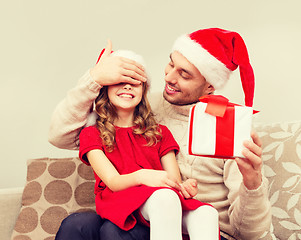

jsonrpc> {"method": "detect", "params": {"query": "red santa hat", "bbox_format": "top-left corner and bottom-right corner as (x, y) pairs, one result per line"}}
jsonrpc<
(172, 28), (255, 107)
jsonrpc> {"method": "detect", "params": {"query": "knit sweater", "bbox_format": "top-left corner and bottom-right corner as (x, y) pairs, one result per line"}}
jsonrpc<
(49, 70), (271, 240)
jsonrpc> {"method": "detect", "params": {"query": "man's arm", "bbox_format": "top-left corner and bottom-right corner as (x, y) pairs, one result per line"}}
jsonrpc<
(225, 131), (272, 239)
(225, 164), (271, 239)
(48, 70), (101, 150)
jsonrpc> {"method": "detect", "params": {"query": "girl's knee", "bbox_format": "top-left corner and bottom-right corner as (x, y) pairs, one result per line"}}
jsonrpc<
(196, 205), (219, 220)
(152, 189), (181, 207)
(205, 205), (219, 216)
(141, 188), (181, 220)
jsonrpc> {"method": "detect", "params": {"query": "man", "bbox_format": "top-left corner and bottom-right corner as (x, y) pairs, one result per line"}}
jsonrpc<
(50, 28), (271, 240)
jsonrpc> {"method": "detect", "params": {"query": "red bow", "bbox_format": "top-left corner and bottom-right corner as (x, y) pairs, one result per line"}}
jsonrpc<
(199, 95), (258, 117)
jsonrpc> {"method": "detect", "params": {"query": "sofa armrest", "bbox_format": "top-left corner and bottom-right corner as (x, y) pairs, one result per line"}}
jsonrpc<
(255, 121), (301, 239)
(0, 187), (23, 240)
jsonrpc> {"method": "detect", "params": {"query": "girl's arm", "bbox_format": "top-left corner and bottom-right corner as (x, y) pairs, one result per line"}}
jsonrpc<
(87, 149), (140, 192)
(161, 150), (198, 198)
(160, 151), (182, 184)
(87, 149), (180, 192)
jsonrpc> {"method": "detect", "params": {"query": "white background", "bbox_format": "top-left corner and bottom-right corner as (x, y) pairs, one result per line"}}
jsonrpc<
(1, 0), (301, 188)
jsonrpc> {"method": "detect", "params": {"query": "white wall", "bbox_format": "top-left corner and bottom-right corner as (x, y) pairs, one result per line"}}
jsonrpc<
(1, 0), (301, 188)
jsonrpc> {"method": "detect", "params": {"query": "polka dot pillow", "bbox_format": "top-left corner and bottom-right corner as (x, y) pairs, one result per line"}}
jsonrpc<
(11, 157), (96, 240)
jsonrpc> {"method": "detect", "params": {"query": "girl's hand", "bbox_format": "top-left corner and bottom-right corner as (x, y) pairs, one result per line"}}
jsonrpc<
(90, 40), (147, 86)
(180, 179), (198, 199)
(137, 169), (181, 191)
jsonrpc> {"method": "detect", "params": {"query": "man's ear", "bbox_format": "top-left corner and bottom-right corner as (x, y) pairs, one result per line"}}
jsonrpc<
(205, 84), (215, 95)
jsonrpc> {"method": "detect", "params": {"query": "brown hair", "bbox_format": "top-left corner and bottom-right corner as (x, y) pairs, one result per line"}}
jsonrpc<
(95, 83), (162, 152)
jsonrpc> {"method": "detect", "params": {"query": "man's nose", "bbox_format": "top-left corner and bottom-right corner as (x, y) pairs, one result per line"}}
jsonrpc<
(165, 69), (178, 84)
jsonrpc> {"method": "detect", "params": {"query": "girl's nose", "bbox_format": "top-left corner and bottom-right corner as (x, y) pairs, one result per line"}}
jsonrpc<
(123, 83), (132, 90)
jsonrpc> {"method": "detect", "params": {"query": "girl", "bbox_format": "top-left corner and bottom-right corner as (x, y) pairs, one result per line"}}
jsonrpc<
(79, 50), (220, 240)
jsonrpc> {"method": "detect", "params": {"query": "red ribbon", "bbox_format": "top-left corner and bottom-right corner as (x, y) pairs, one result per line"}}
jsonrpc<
(199, 95), (259, 115)
(188, 105), (196, 156)
(215, 105), (235, 157)
(200, 95), (229, 117)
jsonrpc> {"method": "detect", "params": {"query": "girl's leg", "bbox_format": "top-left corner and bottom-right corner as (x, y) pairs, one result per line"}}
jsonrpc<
(182, 205), (219, 240)
(140, 189), (182, 240)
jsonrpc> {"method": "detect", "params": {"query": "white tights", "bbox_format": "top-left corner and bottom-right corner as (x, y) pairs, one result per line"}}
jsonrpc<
(140, 189), (219, 240)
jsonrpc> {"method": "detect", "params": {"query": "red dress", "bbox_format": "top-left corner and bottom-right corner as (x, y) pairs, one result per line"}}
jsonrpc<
(79, 125), (209, 231)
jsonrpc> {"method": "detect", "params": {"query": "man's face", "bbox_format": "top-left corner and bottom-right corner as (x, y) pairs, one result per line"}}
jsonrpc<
(163, 51), (214, 106)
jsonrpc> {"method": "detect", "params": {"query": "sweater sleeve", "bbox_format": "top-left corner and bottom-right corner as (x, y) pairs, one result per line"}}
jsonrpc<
(48, 70), (102, 150)
(224, 160), (272, 239)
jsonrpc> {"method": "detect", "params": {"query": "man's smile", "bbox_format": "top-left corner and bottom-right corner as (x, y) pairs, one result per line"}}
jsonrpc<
(165, 84), (180, 94)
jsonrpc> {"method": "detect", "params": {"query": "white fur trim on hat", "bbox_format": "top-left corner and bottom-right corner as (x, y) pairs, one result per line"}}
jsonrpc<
(111, 50), (146, 68)
(172, 35), (231, 89)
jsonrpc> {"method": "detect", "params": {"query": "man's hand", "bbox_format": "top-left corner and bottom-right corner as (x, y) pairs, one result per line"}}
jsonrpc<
(180, 179), (198, 199)
(137, 169), (181, 191)
(90, 40), (147, 86)
(235, 131), (263, 190)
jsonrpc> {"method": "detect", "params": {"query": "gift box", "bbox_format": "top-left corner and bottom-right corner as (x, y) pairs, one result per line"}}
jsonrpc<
(188, 95), (257, 159)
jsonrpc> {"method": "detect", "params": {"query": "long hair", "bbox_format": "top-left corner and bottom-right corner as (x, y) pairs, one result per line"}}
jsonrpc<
(95, 83), (162, 152)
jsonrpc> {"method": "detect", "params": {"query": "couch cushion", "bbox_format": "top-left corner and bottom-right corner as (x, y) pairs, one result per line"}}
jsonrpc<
(255, 121), (301, 239)
(0, 188), (23, 240)
(11, 157), (95, 240)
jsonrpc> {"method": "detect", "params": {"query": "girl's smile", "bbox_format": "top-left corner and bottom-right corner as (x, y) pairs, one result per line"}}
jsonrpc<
(117, 92), (135, 99)
(108, 83), (143, 112)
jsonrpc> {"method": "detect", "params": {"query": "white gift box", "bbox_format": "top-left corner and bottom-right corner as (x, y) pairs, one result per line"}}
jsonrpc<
(188, 95), (255, 159)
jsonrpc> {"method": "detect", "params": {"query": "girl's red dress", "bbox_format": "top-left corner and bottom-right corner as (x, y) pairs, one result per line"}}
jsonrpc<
(79, 125), (209, 231)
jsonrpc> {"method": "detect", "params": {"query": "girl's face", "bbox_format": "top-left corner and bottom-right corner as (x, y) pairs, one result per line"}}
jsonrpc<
(107, 83), (143, 113)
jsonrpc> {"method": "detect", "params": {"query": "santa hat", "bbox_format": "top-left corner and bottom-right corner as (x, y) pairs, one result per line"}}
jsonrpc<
(172, 28), (255, 107)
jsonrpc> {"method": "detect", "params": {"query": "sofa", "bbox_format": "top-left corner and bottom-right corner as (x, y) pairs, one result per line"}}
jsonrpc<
(1, 121), (301, 240)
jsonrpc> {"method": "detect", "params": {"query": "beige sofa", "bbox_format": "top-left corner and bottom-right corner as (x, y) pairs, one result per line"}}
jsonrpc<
(1, 121), (301, 240)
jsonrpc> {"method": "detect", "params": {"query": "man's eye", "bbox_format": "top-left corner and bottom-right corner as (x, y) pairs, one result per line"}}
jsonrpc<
(181, 73), (190, 79)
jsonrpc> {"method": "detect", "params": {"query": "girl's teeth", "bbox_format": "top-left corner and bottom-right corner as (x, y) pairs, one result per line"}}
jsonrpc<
(120, 94), (133, 98)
